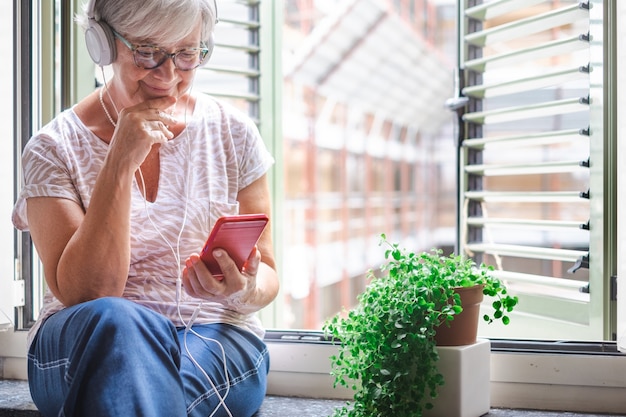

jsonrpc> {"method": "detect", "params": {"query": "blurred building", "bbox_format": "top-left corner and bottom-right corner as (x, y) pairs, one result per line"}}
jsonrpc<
(281, 0), (457, 329)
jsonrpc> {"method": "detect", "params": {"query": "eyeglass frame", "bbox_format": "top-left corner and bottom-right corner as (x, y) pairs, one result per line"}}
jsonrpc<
(112, 30), (211, 71)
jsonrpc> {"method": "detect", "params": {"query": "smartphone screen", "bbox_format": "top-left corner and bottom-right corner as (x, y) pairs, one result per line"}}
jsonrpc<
(199, 214), (269, 278)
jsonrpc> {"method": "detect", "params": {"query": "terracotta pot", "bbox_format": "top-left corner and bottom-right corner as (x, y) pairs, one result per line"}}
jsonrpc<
(434, 284), (484, 346)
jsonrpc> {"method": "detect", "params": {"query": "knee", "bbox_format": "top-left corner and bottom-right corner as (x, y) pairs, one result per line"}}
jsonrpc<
(74, 297), (178, 351)
(77, 297), (141, 328)
(79, 297), (166, 325)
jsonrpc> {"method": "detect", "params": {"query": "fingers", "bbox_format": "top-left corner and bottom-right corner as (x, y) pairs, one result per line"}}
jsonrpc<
(105, 96), (182, 172)
(115, 98), (178, 143)
(182, 252), (256, 302)
(142, 100), (179, 143)
(114, 111), (171, 146)
(122, 96), (178, 123)
(146, 107), (178, 127)
(183, 254), (227, 299)
(212, 249), (240, 279)
(146, 117), (174, 143)
(140, 97), (178, 123)
(183, 260), (216, 299)
(241, 247), (260, 276)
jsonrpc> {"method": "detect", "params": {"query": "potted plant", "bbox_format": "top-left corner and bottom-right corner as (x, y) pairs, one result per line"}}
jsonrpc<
(323, 234), (518, 417)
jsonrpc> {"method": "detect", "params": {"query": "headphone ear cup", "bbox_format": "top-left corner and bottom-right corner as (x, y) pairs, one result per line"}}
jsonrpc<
(85, 20), (117, 66)
(199, 32), (215, 67)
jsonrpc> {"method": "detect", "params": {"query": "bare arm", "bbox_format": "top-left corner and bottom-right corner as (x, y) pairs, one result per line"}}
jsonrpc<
(27, 96), (178, 306)
(27, 163), (133, 305)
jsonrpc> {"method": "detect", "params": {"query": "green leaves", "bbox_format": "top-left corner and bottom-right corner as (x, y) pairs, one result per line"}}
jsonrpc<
(322, 235), (519, 417)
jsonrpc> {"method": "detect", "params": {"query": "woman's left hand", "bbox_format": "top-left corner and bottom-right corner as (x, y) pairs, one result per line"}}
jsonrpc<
(182, 248), (261, 314)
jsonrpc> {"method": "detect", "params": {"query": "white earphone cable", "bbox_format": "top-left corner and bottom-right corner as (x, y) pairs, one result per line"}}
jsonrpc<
(100, 69), (232, 417)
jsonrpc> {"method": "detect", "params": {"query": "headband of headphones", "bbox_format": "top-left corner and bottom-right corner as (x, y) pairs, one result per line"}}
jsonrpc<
(84, 0), (216, 67)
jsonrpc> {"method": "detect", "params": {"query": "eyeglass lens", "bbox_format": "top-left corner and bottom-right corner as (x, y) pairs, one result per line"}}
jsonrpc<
(133, 46), (207, 70)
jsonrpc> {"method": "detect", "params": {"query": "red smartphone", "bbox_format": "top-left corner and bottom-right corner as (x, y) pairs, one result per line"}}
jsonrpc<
(200, 214), (269, 278)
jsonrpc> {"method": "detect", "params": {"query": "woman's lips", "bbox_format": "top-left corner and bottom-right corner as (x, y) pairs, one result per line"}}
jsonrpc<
(143, 83), (175, 96)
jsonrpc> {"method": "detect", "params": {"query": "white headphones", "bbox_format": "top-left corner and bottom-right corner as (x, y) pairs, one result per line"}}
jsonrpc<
(84, 0), (217, 67)
(85, 0), (116, 66)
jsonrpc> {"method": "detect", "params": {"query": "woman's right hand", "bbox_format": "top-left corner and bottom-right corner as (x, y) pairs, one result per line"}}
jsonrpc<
(107, 96), (179, 171)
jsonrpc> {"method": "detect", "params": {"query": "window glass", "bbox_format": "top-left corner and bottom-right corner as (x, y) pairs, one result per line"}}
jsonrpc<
(280, 0), (458, 330)
(277, 0), (606, 341)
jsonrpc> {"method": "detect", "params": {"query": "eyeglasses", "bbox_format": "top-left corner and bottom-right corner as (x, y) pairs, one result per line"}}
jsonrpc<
(113, 31), (210, 71)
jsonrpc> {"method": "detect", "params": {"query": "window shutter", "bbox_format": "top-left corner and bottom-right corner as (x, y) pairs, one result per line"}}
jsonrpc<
(195, 0), (262, 123)
(457, 0), (613, 340)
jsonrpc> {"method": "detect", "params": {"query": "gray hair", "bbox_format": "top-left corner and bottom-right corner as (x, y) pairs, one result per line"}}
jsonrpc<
(76, 0), (216, 47)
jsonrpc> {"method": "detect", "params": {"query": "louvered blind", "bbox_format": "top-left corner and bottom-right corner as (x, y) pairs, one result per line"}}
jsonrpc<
(195, 0), (261, 123)
(457, 0), (609, 340)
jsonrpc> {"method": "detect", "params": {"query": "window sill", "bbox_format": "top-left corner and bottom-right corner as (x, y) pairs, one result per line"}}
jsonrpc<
(3, 332), (626, 415)
(265, 333), (626, 415)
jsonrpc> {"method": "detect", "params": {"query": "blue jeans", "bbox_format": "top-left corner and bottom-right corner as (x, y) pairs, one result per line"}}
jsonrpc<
(27, 297), (269, 417)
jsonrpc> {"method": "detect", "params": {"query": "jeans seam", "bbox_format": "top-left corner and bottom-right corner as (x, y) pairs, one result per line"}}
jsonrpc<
(29, 354), (73, 417)
(28, 353), (69, 371)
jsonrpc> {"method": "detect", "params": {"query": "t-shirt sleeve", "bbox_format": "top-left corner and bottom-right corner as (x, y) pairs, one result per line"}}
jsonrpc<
(12, 133), (83, 231)
(237, 115), (275, 190)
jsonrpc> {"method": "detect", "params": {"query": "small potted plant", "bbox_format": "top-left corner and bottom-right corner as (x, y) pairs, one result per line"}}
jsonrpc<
(323, 234), (518, 417)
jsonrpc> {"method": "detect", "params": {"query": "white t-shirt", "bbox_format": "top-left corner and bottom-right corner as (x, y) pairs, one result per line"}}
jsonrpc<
(12, 94), (274, 346)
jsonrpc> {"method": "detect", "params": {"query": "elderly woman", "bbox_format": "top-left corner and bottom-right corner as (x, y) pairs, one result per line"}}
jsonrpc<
(11, 0), (278, 416)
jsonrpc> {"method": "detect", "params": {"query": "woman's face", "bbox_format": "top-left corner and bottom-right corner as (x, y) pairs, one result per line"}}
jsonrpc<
(110, 20), (203, 106)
